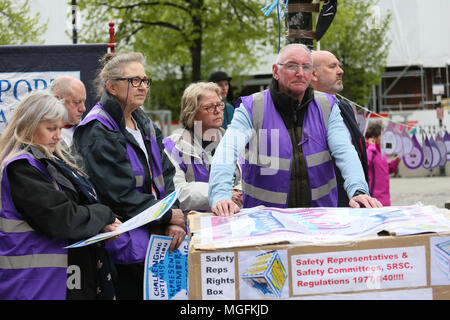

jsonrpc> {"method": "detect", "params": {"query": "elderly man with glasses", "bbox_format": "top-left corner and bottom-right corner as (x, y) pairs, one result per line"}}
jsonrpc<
(209, 44), (381, 216)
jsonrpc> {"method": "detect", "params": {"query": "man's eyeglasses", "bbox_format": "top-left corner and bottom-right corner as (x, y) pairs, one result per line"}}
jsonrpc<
(277, 62), (313, 73)
(201, 102), (225, 113)
(115, 77), (152, 88)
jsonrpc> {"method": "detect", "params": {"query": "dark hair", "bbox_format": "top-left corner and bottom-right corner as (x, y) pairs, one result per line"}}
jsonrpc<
(365, 123), (382, 139)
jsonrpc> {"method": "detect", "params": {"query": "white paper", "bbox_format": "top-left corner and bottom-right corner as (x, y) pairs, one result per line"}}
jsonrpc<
(65, 191), (178, 248)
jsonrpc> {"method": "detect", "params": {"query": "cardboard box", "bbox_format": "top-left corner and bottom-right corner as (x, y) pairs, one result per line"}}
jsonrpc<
(187, 207), (450, 300)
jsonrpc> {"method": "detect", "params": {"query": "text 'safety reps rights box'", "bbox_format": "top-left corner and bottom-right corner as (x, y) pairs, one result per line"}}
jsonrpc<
(187, 206), (450, 300)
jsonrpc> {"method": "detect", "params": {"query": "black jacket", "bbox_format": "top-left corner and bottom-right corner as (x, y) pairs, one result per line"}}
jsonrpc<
(334, 99), (369, 206)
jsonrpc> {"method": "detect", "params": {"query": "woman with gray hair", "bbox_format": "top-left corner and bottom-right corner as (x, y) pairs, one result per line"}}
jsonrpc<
(163, 82), (242, 212)
(73, 52), (185, 300)
(0, 90), (120, 300)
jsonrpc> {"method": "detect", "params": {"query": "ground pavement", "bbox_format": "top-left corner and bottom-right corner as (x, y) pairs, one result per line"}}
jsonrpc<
(389, 176), (450, 208)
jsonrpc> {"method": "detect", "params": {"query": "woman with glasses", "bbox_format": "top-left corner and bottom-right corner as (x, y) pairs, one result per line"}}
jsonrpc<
(73, 52), (185, 300)
(163, 82), (242, 212)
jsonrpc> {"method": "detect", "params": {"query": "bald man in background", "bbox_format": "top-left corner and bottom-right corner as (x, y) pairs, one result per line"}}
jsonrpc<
(311, 50), (369, 206)
(50, 76), (87, 146)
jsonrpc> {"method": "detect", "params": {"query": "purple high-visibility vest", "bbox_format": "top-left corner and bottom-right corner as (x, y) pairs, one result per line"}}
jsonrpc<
(163, 136), (210, 183)
(239, 89), (337, 208)
(0, 153), (67, 300)
(78, 103), (166, 264)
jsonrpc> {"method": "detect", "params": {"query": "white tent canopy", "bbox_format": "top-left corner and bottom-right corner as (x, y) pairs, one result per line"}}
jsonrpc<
(372, 0), (449, 68)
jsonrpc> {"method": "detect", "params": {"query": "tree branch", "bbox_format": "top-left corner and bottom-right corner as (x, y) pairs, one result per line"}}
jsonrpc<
(130, 19), (182, 32)
(99, 1), (189, 14)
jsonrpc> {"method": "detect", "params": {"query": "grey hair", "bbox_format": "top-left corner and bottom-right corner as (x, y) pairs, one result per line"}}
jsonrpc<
(276, 43), (313, 64)
(0, 90), (75, 169)
(95, 52), (146, 97)
(179, 82), (222, 130)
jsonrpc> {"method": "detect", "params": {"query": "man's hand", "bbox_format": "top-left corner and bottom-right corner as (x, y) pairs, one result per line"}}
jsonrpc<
(165, 224), (186, 253)
(212, 199), (240, 216)
(349, 193), (383, 208)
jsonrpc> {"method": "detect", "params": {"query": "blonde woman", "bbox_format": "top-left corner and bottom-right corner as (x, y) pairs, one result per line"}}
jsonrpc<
(0, 90), (120, 300)
(163, 82), (242, 212)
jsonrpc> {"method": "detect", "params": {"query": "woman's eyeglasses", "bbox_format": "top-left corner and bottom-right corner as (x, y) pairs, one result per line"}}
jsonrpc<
(114, 77), (152, 88)
(201, 102), (225, 113)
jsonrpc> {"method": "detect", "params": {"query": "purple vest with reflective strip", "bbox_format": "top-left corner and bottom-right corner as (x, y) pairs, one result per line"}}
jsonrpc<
(78, 103), (165, 264)
(0, 153), (67, 300)
(162, 137), (210, 183)
(240, 89), (337, 208)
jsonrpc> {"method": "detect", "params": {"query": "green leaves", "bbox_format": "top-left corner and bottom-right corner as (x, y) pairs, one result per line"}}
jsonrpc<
(0, 0), (48, 45)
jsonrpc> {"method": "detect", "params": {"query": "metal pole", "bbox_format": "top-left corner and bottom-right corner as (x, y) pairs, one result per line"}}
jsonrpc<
(72, 0), (78, 44)
(108, 21), (115, 53)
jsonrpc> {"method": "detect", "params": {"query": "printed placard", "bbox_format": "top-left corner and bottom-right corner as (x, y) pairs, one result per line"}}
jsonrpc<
(201, 252), (236, 300)
(143, 235), (188, 300)
(291, 246), (426, 295)
(238, 249), (289, 299)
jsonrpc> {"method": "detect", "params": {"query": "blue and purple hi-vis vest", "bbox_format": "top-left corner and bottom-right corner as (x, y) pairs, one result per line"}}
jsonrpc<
(0, 153), (68, 300)
(78, 103), (166, 264)
(239, 89), (337, 208)
(162, 135), (210, 183)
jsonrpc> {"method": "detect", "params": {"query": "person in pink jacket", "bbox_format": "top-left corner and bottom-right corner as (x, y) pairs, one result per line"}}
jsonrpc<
(365, 123), (401, 206)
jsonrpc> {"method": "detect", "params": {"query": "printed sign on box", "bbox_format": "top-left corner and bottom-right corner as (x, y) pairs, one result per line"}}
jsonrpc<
(291, 246), (426, 296)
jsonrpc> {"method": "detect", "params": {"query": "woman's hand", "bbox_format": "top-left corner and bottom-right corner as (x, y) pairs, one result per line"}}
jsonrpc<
(165, 224), (186, 253)
(102, 218), (121, 233)
(169, 209), (186, 229)
(102, 218), (122, 241)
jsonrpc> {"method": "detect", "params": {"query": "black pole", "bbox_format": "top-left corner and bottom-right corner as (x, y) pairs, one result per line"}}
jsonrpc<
(72, 0), (78, 44)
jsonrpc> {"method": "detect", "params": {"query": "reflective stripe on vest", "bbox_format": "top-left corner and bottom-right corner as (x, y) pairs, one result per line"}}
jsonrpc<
(0, 217), (34, 233)
(0, 254), (67, 269)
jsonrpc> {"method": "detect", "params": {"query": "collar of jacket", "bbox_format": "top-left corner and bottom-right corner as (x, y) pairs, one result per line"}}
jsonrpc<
(269, 78), (315, 128)
(99, 91), (150, 134)
(269, 78), (315, 112)
(27, 146), (77, 193)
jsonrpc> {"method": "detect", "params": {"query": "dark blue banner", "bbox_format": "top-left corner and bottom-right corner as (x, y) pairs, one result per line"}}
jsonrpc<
(0, 44), (108, 131)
